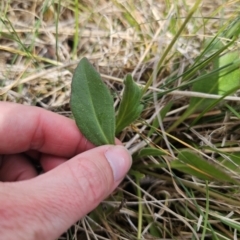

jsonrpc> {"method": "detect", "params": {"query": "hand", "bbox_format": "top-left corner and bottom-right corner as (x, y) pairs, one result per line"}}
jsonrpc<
(0, 102), (132, 240)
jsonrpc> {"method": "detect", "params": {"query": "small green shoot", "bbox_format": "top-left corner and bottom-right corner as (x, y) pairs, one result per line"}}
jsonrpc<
(115, 74), (143, 135)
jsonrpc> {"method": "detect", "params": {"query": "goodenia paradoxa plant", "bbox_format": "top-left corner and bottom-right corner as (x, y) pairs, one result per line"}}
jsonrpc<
(70, 57), (115, 146)
(115, 74), (143, 135)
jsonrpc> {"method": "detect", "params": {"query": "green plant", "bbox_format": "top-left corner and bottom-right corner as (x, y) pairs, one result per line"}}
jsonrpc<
(3, 0), (240, 239)
(70, 57), (143, 146)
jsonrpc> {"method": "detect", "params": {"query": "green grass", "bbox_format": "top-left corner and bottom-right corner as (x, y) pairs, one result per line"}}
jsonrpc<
(1, 0), (240, 239)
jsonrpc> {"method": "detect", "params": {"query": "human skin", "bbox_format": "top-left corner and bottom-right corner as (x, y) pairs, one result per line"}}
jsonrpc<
(0, 102), (132, 240)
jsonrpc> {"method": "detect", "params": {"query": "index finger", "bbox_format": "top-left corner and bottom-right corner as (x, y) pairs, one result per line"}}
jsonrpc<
(0, 102), (95, 157)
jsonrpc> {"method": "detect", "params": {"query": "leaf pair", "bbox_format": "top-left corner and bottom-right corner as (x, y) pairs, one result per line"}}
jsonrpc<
(70, 57), (143, 146)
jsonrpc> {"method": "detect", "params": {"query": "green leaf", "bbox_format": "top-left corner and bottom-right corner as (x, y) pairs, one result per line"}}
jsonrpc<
(70, 57), (115, 146)
(189, 50), (240, 113)
(171, 150), (238, 184)
(218, 51), (240, 95)
(115, 74), (143, 135)
(138, 147), (166, 158)
(171, 160), (214, 181)
(189, 69), (218, 112)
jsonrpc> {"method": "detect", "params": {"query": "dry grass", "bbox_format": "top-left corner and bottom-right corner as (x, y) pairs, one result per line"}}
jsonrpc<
(1, 0), (240, 239)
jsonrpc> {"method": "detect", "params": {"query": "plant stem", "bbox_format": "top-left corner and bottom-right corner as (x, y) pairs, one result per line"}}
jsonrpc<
(136, 177), (143, 240)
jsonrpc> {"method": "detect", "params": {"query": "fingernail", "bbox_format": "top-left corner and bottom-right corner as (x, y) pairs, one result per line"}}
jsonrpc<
(105, 146), (132, 182)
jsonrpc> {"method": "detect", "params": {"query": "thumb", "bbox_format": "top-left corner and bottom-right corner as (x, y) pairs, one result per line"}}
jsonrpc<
(0, 145), (132, 240)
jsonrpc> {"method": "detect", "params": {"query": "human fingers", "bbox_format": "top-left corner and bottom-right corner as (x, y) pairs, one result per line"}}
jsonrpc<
(0, 102), (94, 157)
(0, 154), (37, 181)
(0, 139), (122, 182)
(40, 138), (123, 172)
(0, 145), (132, 240)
